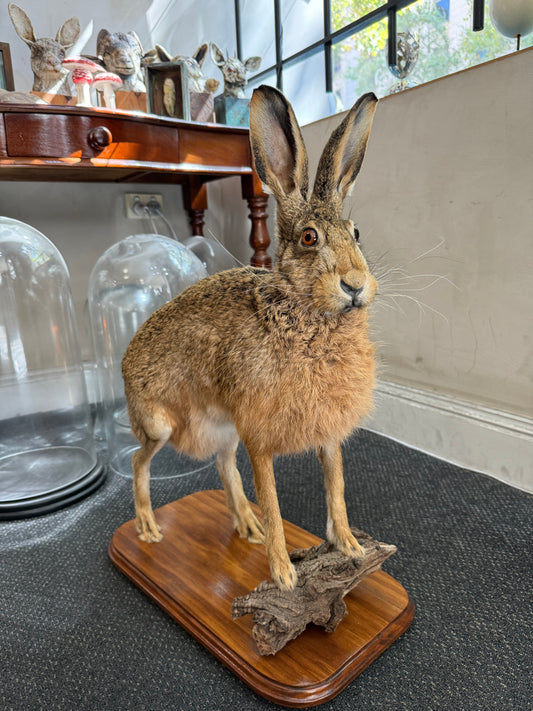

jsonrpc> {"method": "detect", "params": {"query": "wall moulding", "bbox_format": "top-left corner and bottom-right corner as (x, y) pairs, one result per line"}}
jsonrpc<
(365, 380), (533, 493)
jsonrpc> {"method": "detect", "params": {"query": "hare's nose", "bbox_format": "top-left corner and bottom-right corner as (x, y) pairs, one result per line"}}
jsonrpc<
(340, 281), (363, 299)
(340, 280), (365, 308)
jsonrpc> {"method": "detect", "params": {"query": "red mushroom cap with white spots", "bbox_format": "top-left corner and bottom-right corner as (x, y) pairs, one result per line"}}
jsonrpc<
(93, 72), (123, 88)
(72, 69), (94, 84)
(61, 57), (102, 73)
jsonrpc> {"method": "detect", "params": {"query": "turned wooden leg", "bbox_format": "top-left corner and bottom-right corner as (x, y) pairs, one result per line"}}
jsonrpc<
(188, 209), (205, 236)
(246, 195), (271, 269)
(183, 178), (207, 236)
(242, 174), (271, 269)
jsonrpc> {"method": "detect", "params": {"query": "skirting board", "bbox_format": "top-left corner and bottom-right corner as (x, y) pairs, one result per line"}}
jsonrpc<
(365, 380), (533, 494)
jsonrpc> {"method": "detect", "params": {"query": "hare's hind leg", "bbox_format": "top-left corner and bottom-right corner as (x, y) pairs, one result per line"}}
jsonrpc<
(317, 441), (364, 558)
(132, 417), (172, 542)
(216, 438), (265, 544)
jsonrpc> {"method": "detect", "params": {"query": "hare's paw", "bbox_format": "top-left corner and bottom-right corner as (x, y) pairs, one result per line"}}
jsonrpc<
(135, 513), (163, 543)
(270, 552), (298, 592)
(235, 508), (265, 545)
(331, 529), (364, 559)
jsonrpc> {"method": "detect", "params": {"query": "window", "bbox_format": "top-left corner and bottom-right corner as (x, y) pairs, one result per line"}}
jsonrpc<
(237, 0), (533, 124)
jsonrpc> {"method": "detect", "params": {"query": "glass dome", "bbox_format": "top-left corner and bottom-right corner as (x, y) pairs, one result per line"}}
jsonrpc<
(181, 235), (239, 275)
(88, 233), (209, 477)
(0, 217), (104, 519)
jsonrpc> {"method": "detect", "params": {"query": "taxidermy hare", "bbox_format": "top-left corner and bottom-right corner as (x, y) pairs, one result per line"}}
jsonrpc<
(122, 85), (378, 591)
(8, 3), (80, 95)
(153, 43), (219, 94)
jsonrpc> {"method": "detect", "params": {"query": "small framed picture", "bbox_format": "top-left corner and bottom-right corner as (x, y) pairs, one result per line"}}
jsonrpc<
(145, 62), (190, 120)
(0, 43), (15, 91)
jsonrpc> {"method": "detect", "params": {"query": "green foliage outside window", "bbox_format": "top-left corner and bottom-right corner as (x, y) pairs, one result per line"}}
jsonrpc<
(331, 0), (532, 107)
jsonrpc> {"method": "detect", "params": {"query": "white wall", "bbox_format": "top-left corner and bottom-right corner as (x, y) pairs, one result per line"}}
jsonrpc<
(302, 48), (533, 488)
(302, 48), (533, 420)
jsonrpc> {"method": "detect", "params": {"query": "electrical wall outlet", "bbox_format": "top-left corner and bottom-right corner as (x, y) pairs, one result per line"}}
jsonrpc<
(125, 193), (163, 219)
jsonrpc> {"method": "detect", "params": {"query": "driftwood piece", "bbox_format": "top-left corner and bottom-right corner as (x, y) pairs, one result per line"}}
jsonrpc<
(232, 528), (396, 656)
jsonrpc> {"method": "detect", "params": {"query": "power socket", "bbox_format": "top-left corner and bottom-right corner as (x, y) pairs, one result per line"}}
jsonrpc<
(125, 193), (163, 219)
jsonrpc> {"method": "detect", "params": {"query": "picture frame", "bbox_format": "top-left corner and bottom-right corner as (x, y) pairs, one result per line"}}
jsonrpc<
(0, 43), (15, 91)
(145, 61), (190, 120)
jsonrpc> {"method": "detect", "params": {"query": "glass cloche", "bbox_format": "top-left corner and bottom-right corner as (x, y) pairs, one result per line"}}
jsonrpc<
(181, 234), (239, 275)
(0, 217), (104, 519)
(88, 233), (209, 477)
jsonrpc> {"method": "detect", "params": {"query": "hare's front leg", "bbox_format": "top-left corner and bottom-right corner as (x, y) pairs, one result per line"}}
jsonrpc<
(248, 449), (298, 591)
(216, 441), (265, 544)
(317, 441), (364, 558)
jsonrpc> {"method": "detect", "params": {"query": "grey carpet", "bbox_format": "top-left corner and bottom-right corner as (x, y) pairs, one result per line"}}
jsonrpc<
(0, 429), (531, 711)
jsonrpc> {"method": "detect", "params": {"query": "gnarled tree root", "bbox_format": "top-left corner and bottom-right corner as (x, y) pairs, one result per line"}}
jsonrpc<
(232, 529), (397, 656)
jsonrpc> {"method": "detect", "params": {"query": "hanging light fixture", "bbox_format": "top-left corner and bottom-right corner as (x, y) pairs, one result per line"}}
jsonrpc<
(489, 0), (533, 49)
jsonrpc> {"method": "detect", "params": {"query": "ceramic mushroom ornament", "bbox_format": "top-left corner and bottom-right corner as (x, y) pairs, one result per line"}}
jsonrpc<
(93, 72), (123, 108)
(62, 57), (101, 106)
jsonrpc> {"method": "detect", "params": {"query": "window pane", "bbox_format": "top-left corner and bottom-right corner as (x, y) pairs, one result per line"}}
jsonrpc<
(240, 0), (276, 69)
(246, 70), (277, 99)
(283, 50), (332, 124)
(333, 16), (390, 109)
(281, 0), (324, 59)
(331, 0), (386, 32)
(395, 0), (533, 91)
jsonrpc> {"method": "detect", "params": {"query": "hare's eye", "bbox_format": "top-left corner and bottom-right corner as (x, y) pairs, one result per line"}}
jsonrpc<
(353, 227), (360, 243)
(301, 228), (318, 247)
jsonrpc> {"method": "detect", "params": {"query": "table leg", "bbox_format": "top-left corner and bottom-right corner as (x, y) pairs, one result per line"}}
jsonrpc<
(242, 174), (271, 269)
(183, 178), (207, 236)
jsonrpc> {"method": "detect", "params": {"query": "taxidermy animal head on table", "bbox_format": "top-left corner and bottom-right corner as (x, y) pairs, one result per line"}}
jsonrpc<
(210, 42), (261, 98)
(122, 85), (378, 592)
(8, 3), (80, 95)
(95, 29), (145, 92)
(153, 43), (220, 94)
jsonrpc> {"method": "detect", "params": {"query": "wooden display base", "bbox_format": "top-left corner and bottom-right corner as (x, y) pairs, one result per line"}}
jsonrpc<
(109, 490), (414, 707)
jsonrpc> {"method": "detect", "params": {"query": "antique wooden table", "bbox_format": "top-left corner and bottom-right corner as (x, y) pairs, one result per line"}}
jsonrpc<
(0, 104), (271, 267)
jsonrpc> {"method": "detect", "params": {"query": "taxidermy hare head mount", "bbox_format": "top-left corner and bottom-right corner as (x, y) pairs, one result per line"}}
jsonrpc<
(210, 42), (261, 98)
(153, 43), (220, 94)
(8, 3), (80, 95)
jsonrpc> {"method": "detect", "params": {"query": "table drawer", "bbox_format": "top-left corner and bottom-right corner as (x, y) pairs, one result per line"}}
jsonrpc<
(4, 113), (179, 163)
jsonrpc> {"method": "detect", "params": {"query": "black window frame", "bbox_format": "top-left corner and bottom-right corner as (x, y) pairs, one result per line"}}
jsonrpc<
(234, 0), (420, 93)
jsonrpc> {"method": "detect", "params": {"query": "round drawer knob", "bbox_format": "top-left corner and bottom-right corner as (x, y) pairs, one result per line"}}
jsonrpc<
(87, 126), (112, 151)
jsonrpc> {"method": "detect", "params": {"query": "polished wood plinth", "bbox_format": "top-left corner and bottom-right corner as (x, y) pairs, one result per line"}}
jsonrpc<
(109, 490), (414, 707)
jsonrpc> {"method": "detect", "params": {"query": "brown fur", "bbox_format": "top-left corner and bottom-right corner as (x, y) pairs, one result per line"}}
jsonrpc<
(122, 85), (378, 591)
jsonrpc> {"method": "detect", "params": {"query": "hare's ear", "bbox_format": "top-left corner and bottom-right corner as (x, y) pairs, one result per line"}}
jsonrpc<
(312, 93), (377, 205)
(155, 44), (172, 62)
(210, 43), (225, 68)
(193, 44), (208, 67)
(56, 17), (80, 50)
(96, 29), (111, 57)
(249, 85), (309, 200)
(8, 3), (36, 46)
(128, 31), (143, 53)
(244, 56), (261, 73)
